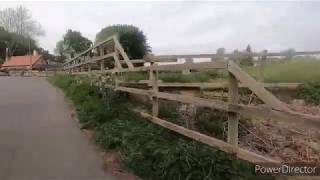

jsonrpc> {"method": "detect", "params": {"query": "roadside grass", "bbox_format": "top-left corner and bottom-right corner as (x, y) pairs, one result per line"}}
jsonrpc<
(48, 75), (258, 180)
(244, 58), (320, 83)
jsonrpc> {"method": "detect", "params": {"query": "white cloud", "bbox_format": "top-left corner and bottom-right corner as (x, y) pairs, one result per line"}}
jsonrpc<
(1, 1), (320, 54)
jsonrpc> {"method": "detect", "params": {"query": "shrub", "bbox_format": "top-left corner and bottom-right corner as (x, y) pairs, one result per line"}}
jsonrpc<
(95, 24), (151, 59)
(298, 82), (320, 105)
(240, 57), (254, 66)
(195, 107), (227, 138)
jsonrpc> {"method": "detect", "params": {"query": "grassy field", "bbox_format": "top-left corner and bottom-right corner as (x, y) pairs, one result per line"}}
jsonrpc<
(123, 70), (227, 83)
(122, 58), (320, 83)
(244, 58), (320, 83)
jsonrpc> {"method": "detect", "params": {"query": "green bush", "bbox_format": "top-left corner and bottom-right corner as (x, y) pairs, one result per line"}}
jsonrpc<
(195, 108), (227, 138)
(240, 57), (254, 66)
(158, 101), (179, 121)
(298, 82), (320, 105)
(49, 75), (260, 180)
(95, 24), (151, 59)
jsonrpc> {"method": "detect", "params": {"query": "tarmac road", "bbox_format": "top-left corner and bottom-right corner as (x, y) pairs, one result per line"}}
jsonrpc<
(0, 77), (114, 179)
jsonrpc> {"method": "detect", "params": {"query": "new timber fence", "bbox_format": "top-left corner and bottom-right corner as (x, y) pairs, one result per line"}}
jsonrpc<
(63, 34), (320, 164)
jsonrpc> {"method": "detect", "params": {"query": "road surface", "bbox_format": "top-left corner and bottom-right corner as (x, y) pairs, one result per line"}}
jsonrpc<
(0, 77), (114, 179)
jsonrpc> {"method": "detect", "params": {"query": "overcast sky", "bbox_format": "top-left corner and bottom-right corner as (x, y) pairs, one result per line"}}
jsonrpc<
(1, 1), (320, 54)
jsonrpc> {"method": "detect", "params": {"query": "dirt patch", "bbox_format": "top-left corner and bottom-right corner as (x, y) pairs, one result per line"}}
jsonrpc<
(82, 129), (137, 180)
(101, 150), (137, 180)
(239, 100), (320, 162)
(69, 104), (77, 119)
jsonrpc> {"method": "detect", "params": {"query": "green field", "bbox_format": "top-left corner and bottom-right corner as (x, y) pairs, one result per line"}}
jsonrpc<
(244, 58), (320, 83)
(122, 58), (320, 83)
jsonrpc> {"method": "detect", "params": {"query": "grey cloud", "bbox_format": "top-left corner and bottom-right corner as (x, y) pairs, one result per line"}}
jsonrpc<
(1, 1), (320, 54)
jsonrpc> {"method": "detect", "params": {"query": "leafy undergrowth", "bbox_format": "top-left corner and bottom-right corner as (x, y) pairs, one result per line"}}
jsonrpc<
(49, 75), (265, 180)
(298, 82), (320, 105)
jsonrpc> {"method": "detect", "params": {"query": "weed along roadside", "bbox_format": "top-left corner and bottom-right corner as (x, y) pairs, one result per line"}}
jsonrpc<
(48, 75), (259, 180)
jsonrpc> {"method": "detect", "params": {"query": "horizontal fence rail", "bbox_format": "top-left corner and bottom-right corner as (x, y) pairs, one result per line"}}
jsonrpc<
(63, 34), (320, 165)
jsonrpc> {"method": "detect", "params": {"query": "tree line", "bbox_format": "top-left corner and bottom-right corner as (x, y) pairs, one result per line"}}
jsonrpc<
(0, 5), (55, 64)
(55, 24), (151, 61)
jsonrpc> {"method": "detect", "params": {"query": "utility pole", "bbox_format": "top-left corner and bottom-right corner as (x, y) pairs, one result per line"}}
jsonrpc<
(29, 36), (32, 76)
(0, 40), (9, 63)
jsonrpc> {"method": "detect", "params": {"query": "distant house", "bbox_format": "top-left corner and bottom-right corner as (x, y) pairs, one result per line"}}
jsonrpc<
(1, 50), (47, 71)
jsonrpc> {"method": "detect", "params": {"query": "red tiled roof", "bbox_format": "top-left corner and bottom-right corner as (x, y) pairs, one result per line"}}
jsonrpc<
(2, 55), (42, 67)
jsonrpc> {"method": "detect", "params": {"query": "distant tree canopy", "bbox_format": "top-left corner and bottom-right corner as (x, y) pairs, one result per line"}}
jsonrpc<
(0, 26), (37, 64)
(216, 47), (225, 55)
(0, 6), (54, 64)
(282, 48), (296, 60)
(95, 24), (151, 59)
(54, 29), (92, 60)
(240, 44), (254, 66)
(246, 44), (252, 53)
(0, 5), (44, 37)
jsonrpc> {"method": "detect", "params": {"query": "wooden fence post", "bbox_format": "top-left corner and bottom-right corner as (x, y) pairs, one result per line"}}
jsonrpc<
(114, 48), (123, 69)
(147, 55), (155, 86)
(228, 72), (239, 146)
(88, 64), (91, 72)
(100, 47), (104, 56)
(259, 50), (267, 82)
(182, 58), (192, 74)
(150, 65), (159, 117)
(148, 62), (153, 86)
(100, 61), (104, 72)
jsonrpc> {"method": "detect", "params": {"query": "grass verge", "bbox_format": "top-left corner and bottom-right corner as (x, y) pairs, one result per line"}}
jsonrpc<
(48, 75), (264, 180)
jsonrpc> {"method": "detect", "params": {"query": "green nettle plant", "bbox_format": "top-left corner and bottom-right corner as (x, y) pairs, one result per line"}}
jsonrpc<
(49, 75), (266, 180)
(298, 82), (320, 105)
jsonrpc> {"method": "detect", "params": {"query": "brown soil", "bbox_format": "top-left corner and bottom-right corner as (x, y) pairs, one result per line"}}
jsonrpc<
(239, 100), (320, 162)
(82, 129), (137, 180)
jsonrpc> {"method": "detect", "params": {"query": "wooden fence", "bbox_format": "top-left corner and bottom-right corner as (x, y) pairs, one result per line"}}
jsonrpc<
(63, 35), (320, 164)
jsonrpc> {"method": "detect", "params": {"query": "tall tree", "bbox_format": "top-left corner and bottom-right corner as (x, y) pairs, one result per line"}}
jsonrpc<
(0, 5), (44, 37)
(0, 26), (38, 64)
(54, 29), (92, 59)
(246, 44), (252, 53)
(216, 47), (225, 55)
(283, 48), (296, 60)
(0, 26), (54, 65)
(54, 40), (65, 56)
(240, 44), (253, 66)
(95, 24), (151, 59)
